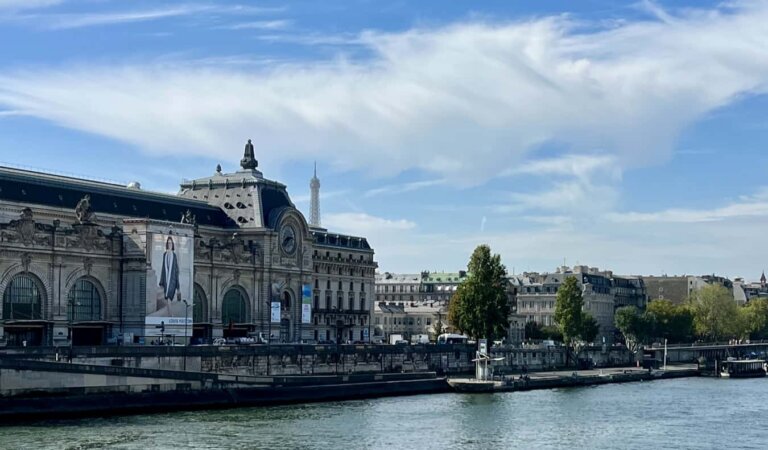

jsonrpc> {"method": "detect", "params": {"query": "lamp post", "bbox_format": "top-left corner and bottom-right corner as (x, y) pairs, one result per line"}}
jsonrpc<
(182, 299), (190, 344)
(182, 299), (190, 371)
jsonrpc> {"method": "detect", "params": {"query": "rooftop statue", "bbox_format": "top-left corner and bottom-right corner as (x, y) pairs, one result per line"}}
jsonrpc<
(240, 139), (258, 170)
(75, 194), (95, 224)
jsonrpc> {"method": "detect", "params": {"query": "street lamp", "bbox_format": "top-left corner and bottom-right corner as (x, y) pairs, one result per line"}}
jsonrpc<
(182, 299), (190, 344)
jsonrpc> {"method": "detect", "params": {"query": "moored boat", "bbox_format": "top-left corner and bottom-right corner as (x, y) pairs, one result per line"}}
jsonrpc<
(719, 359), (766, 378)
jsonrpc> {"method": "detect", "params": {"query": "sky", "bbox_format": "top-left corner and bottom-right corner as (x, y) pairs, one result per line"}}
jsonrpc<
(1, 0), (767, 279)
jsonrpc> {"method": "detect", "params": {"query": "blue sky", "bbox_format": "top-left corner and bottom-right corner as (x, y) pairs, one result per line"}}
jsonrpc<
(1, 0), (767, 279)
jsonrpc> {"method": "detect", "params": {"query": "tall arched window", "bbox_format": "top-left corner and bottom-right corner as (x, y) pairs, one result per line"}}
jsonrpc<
(348, 292), (355, 310)
(3, 274), (42, 320)
(282, 291), (291, 310)
(222, 288), (248, 325)
(67, 278), (101, 321)
(193, 284), (207, 323)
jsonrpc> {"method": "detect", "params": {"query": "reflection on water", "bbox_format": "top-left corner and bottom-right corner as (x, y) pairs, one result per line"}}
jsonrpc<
(1, 378), (768, 449)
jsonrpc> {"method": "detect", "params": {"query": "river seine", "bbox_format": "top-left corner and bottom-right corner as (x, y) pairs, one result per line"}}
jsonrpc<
(1, 377), (767, 449)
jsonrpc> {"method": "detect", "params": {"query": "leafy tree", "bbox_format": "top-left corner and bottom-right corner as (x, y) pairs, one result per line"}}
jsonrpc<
(553, 276), (600, 363)
(524, 321), (544, 340)
(689, 284), (741, 341)
(580, 314), (600, 344)
(541, 325), (564, 342)
(447, 245), (510, 346)
(646, 299), (694, 343)
(743, 298), (768, 339)
(615, 306), (654, 353)
(554, 276), (584, 347)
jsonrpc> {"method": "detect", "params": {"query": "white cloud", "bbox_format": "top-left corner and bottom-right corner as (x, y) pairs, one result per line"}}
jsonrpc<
(41, 5), (217, 29)
(323, 212), (416, 236)
(0, 0), (61, 11)
(225, 20), (291, 31)
(1, 3), (767, 181)
(607, 189), (768, 223)
(364, 178), (445, 197)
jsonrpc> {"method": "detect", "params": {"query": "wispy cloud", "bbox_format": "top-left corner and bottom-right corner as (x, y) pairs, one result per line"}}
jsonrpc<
(607, 189), (768, 223)
(1, 3), (768, 181)
(364, 178), (445, 197)
(291, 189), (348, 204)
(323, 212), (416, 236)
(0, 0), (62, 11)
(224, 20), (291, 31)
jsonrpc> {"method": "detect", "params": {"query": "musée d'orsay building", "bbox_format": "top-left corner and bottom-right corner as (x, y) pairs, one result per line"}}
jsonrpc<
(0, 141), (377, 346)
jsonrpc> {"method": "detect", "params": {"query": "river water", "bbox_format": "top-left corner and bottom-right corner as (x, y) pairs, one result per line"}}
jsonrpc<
(1, 377), (767, 449)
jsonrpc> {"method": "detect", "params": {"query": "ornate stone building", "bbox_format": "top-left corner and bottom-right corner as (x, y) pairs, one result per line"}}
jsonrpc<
(0, 141), (376, 346)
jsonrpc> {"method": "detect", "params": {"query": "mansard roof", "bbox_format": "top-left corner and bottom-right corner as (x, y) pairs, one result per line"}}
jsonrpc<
(0, 166), (235, 227)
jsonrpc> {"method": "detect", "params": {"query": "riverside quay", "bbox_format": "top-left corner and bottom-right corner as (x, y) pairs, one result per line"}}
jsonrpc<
(0, 141), (377, 347)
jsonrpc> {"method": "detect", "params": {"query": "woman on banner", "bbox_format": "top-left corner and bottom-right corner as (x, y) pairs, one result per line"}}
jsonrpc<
(159, 236), (181, 303)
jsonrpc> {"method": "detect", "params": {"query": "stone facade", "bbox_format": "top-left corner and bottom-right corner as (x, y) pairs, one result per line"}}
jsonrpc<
(516, 266), (647, 344)
(0, 142), (376, 346)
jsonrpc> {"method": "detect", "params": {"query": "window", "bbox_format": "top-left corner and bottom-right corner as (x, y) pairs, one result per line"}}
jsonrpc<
(325, 294), (332, 310)
(3, 274), (42, 320)
(338, 281), (342, 290)
(349, 281), (354, 291)
(314, 279), (319, 289)
(337, 292), (343, 310)
(193, 284), (206, 323)
(348, 292), (355, 310)
(326, 280), (331, 289)
(67, 278), (101, 322)
(360, 293), (366, 311)
(282, 291), (291, 310)
(222, 288), (248, 324)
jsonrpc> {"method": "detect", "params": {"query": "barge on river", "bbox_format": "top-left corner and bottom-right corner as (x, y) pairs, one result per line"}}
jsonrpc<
(718, 359), (766, 378)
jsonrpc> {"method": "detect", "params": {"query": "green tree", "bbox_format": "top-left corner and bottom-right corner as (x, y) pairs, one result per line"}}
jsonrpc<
(554, 276), (584, 347)
(553, 276), (601, 363)
(743, 298), (768, 339)
(524, 321), (544, 340)
(689, 284), (741, 341)
(541, 325), (564, 342)
(447, 245), (510, 346)
(646, 299), (694, 343)
(615, 306), (654, 353)
(580, 314), (600, 344)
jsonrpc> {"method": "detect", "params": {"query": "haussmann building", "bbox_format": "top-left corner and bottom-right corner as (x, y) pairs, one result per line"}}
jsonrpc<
(0, 140), (377, 347)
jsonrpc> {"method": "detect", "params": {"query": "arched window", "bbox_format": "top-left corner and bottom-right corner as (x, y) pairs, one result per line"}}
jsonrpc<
(348, 291), (355, 310)
(3, 274), (42, 320)
(67, 278), (101, 321)
(360, 293), (366, 312)
(193, 284), (207, 323)
(222, 288), (248, 325)
(337, 291), (343, 310)
(282, 291), (291, 310)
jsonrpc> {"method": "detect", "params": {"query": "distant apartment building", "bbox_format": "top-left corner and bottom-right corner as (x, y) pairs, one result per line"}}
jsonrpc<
(643, 274), (733, 305)
(732, 273), (767, 304)
(516, 266), (647, 344)
(374, 270), (525, 343)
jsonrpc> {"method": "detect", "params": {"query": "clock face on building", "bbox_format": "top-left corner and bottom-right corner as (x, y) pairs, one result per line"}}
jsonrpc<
(280, 224), (297, 255)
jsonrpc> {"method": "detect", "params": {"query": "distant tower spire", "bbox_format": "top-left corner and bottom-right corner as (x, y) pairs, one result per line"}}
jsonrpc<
(761, 271), (766, 287)
(240, 139), (258, 170)
(309, 161), (321, 227)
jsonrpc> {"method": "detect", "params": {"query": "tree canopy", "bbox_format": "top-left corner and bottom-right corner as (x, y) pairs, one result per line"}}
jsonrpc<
(553, 276), (585, 346)
(689, 284), (741, 341)
(614, 306), (654, 353)
(646, 299), (694, 343)
(448, 245), (510, 344)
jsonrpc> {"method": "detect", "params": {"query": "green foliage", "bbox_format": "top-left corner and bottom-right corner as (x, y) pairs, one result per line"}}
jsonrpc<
(743, 298), (768, 339)
(646, 299), (694, 343)
(554, 276), (584, 346)
(614, 306), (654, 352)
(447, 245), (510, 344)
(689, 284), (743, 341)
(541, 325), (563, 342)
(580, 314), (600, 344)
(524, 321), (543, 340)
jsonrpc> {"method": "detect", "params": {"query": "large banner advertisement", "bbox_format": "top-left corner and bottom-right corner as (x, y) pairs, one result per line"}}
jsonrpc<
(146, 227), (194, 338)
(301, 284), (312, 324)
